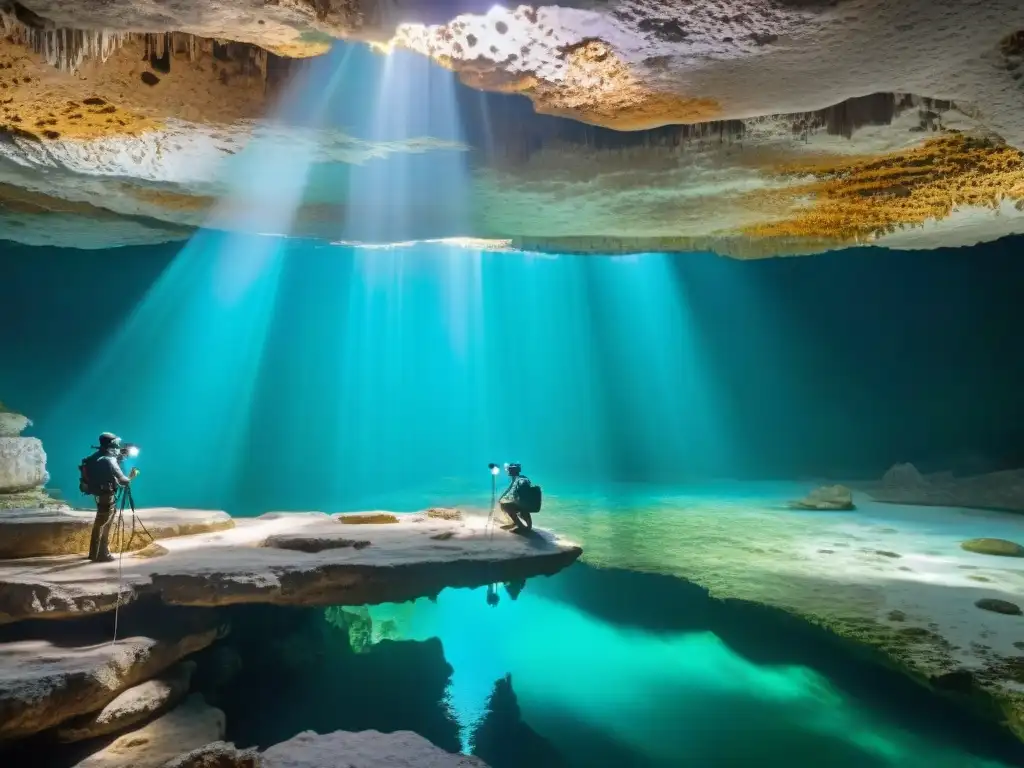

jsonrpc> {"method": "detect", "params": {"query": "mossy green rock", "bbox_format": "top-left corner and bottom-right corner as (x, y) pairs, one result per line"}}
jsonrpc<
(961, 538), (1024, 557)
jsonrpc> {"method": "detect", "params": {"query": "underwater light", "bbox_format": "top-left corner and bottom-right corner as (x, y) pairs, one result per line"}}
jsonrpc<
(488, 463), (500, 476)
(124, 444), (140, 458)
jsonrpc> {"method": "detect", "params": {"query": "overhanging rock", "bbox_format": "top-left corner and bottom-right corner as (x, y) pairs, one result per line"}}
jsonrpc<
(0, 509), (583, 625)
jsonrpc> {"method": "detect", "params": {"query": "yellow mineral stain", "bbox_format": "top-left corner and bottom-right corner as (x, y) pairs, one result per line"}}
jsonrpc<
(0, 35), (274, 142)
(742, 135), (1024, 243)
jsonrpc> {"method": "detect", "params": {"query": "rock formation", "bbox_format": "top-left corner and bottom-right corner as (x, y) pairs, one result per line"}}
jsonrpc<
(0, 609), (223, 740)
(0, 406), (48, 495)
(961, 538), (1024, 558)
(787, 484), (855, 511)
(867, 463), (1024, 513)
(0, 0), (1023, 255)
(167, 730), (491, 768)
(56, 660), (198, 742)
(0, 426), (579, 766)
(74, 693), (226, 768)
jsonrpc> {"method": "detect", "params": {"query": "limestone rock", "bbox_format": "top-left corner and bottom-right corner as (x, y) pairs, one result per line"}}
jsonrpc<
(867, 467), (1024, 513)
(0, 411), (31, 437)
(0, 437), (47, 492)
(162, 741), (261, 768)
(336, 512), (399, 525)
(975, 598), (1023, 616)
(0, 514), (582, 625)
(0, 616), (221, 740)
(0, 507), (235, 560)
(788, 485), (855, 511)
(960, 538), (1024, 558)
(260, 729), (489, 767)
(73, 694), (225, 768)
(57, 660), (197, 743)
(882, 463), (927, 489)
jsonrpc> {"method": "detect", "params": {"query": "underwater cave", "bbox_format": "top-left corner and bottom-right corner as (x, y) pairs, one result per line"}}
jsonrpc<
(3, 2), (1024, 766)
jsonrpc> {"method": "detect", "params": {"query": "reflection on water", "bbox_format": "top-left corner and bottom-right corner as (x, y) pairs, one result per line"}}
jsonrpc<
(363, 580), (1013, 767)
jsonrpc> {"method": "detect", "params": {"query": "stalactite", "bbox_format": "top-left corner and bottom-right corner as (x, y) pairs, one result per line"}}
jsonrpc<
(0, 8), (281, 87)
(0, 9), (130, 73)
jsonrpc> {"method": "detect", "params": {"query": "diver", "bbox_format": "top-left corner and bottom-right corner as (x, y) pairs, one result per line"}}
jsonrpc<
(499, 463), (542, 531)
(79, 433), (139, 562)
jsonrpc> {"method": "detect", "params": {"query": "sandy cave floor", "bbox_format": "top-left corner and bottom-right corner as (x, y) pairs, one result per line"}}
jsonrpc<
(541, 483), (1024, 733)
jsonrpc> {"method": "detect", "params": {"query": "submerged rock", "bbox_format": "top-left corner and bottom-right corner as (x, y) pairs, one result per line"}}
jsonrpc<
(788, 484), (855, 511)
(73, 693), (225, 768)
(164, 730), (490, 768)
(57, 659), (197, 742)
(975, 598), (1023, 616)
(260, 729), (489, 767)
(0, 437), (48, 493)
(961, 538), (1024, 558)
(882, 462), (928, 488)
(162, 741), (260, 767)
(868, 465), (1024, 513)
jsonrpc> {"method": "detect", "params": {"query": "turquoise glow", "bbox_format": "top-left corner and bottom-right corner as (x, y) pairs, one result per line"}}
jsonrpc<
(43, 243), (739, 511)
(362, 582), (1011, 767)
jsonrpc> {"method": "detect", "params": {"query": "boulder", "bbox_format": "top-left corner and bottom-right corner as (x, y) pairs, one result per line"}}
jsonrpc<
(0, 616), (221, 740)
(0, 437), (47, 493)
(788, 485), (855, 511)
(0, 411), (31, 437)
(261, 730), (489, 767)
(975, 599), (1023, 616)
(0, 507), (235, 560)
(162, 742), (261, 768)
(960, 538), (1024, 558)
(57, 660), (197, 743)
(73, 694), (225, 768)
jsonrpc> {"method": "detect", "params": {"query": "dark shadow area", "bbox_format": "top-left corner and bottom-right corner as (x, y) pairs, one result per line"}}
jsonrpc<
(0, 597), (219, 647)
(0, 601), (225, 767)
(470, 674), (568, 768)
(526, 563), (1024, 766)
(213, 604), (462, 753)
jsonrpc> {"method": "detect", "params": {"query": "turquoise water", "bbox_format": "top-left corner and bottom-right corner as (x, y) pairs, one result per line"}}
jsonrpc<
(307, 483), (1024, 768)
(395, 578), (1012, 767)
(5, 240), (1024, 766)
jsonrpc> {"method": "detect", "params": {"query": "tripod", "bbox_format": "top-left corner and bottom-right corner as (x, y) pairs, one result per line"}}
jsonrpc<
(113, 484), (154, 554)
(110, 484), (154, 646)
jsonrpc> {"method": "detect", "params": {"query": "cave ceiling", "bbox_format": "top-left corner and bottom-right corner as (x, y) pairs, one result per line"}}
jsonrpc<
(1, 0), (1024, 256)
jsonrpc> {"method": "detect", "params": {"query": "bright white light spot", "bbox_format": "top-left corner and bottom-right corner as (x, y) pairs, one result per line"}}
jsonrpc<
(330, 237), (513, 251)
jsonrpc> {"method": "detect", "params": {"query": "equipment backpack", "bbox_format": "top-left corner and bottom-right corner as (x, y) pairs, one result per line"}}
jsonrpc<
(78, 454), (110, 496)
(520, 479), (543, 514)
(78, 456), (95, 495)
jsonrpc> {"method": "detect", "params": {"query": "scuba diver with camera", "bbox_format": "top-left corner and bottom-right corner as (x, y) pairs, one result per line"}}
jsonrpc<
(78, 433), (140, 562)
